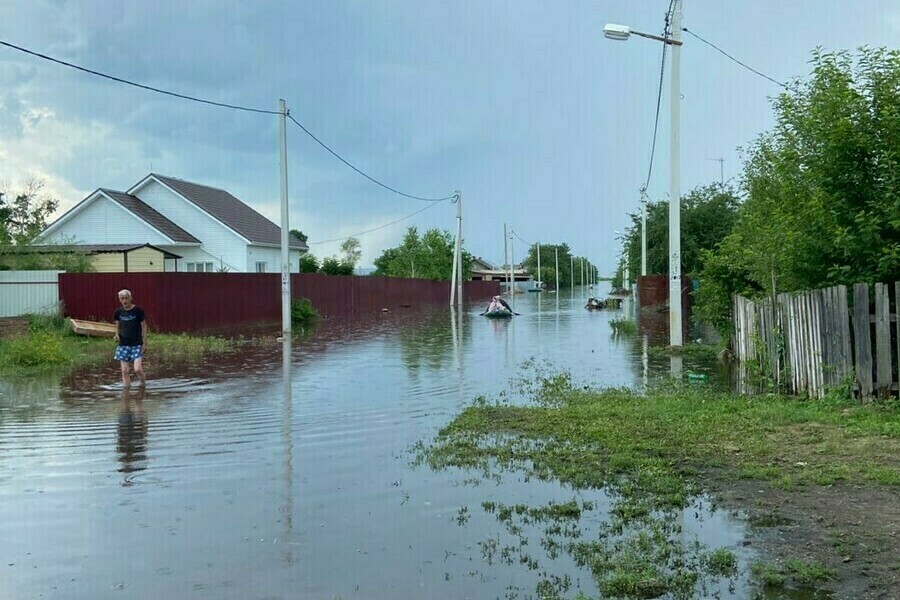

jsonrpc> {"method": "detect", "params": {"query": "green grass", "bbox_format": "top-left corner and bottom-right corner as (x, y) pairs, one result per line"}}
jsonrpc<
(417, 371), (899, 599)
(609, 317), (637, 335)
(0, 314), (234, 375)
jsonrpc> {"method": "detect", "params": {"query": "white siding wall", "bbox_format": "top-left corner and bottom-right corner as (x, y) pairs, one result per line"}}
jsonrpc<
(0, 271), (61, 317)
(42, 196), (170, 245)
(157, 246), (235, 272)
(134, 180), (249, 271)
(246, 246), (301, 273)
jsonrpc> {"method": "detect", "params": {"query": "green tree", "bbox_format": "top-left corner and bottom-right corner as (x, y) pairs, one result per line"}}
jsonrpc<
(289, 229), (308, 243)
(298, 252), (319, 273)
(521, 243), (586, 288)
(697, 47), (900, 332)
(339, 237), (362, 270)
(615, 183), (740, 285)
(0, 179), (58, 246)
(319, 256), (353, 275)
(372, 227), (471, 280)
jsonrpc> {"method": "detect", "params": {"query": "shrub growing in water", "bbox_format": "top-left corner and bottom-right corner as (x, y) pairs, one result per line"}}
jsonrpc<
(290, 298), (319, 324)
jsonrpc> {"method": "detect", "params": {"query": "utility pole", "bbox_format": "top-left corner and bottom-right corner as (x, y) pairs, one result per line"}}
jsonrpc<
(536, 241), (541, 291)
(707, 157), (724, 187)
(669, 0), (684, 348)
(640, 187), (648, 276)
(555, 247), (559, 295)
(450, 192), (463, 306)
(570, 255), (574, 295)
(510, 234), (516, 300)
(503, 223), (509, 294)
(278, 99), (291, 335)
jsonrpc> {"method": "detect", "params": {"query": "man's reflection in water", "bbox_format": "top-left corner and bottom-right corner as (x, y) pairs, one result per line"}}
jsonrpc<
(117, 387), (147, 482)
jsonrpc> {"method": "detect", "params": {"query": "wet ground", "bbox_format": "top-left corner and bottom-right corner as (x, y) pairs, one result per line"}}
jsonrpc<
(1, 288), (754, 600)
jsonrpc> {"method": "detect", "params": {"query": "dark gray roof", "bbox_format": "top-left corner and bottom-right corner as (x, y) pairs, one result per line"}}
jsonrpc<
(151, 174), (308, 250)
(100, 189), (201, 244)
(14, 244), (182, 259)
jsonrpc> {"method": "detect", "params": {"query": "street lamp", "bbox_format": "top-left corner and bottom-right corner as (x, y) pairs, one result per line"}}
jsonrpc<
(605, 1), (683, 347)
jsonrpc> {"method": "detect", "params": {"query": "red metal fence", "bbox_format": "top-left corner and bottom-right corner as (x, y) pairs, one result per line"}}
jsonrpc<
(58, 273), (499, 333)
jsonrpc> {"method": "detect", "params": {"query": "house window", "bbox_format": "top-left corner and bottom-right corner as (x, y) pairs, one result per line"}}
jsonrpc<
(255, 261), (267, 273)
(186, 262), (215, 272)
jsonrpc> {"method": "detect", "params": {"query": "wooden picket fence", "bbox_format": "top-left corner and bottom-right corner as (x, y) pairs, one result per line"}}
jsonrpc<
(732, 282), (899, 401)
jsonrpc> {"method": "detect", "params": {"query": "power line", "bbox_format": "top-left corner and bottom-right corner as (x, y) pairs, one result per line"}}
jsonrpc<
(0, 39), (280, 114)
(643, 1), (674, 192)
(287, 115), (457, 203)
(1, 38), (459, 203)
(682, 27), (785, 88)
(307, 198), (450, 245)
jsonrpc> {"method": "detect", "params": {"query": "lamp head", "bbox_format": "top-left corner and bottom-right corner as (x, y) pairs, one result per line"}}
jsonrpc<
(603, 24), (632, 41)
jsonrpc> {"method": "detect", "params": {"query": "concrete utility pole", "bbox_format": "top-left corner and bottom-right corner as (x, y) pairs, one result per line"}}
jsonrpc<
(707, 157), (724, 187)
(503, 223), (509, 293)
(640, 187), (648, 277)
(536, 241), (541, 290)
(278, 99), (291, 335)
(669, 0), (683, 347)
(450, 192), (462, 306)
(555, 247), (559, 295)
(570, 256), (574, 295)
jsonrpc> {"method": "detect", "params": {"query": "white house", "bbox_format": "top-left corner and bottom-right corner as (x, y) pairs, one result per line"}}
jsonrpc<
(40, 174), (307, 272)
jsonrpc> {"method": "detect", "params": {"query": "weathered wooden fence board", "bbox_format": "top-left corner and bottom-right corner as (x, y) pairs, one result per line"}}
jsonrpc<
(874, 283), (892, 398)
(733, 281), (897, 402)
(853, 283), (874, 401)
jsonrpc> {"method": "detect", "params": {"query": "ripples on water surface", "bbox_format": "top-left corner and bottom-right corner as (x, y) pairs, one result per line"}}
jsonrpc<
(1, 289), (752, 599)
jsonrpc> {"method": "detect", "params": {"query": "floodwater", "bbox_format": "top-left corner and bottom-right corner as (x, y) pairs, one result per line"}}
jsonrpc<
(1, 288), (756, 600)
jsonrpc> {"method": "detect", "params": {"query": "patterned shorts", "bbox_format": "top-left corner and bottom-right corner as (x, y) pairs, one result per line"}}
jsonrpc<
(114, 345), (143, 362)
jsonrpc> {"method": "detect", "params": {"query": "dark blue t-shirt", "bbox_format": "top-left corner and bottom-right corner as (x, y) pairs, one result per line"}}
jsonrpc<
(114, 306), (145, 346)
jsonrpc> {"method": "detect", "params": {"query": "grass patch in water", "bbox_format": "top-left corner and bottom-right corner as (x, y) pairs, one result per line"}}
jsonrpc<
(0, 314), (234, 375)
(417, 367), (899, 598)
(609, 317), (637, 335)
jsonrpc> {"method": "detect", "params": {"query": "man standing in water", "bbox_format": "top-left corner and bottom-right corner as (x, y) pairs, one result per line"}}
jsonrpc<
(114, 289), (147, 387)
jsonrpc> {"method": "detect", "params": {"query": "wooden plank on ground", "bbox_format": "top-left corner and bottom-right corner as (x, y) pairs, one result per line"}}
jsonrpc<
(853, 283), (873, 402)
(874, 283), (892, 399)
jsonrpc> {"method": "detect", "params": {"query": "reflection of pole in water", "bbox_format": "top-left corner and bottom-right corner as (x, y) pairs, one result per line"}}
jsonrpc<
(282, 337), (294, 564)
(642, 334), (649, 387)
(450, 306), (460, 372)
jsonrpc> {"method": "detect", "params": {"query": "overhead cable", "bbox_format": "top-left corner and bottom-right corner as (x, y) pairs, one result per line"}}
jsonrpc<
(682, 27), (786, 88)
(287, 115), (457, 203)
(643, 1), (674, 191)
(308, 199), (449, 245)
(0, 38), (459, 203)
(0, 39), (279, 114)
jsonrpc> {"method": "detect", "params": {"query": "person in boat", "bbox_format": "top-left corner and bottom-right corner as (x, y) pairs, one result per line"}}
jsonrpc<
(585, 297), (602, 309)
(114, 289), (147, 387)
(486, 295), (513, 314)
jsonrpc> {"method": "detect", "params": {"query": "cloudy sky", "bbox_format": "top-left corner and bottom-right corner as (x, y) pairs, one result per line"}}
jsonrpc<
(1, 1), (897, 272)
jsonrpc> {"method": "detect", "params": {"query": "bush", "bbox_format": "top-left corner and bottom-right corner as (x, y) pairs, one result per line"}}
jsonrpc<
(290, 298), (319, 324)
(0, 332), (70, 367)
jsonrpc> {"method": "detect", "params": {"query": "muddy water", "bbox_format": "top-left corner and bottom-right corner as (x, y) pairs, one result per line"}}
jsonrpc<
(2, 289), (751, 599)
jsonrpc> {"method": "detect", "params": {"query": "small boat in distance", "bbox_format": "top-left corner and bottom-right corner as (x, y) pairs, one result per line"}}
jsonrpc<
(70, 318), (117, 337)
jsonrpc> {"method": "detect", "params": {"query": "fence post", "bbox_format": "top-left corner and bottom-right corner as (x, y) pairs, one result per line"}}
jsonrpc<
(853, 283), (873, 402)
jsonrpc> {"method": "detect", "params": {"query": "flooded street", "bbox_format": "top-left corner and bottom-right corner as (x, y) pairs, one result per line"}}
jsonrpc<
(1, 288), (751, 600)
